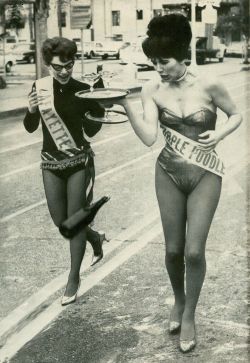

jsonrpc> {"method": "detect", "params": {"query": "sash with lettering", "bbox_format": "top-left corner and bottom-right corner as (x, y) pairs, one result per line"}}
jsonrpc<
(37, 76), (94, 203)
(36, 76), (76, 150)
(162, 126), (225, 177)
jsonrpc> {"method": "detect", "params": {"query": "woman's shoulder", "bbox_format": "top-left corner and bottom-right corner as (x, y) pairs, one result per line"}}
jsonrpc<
(142, 79), (160, 95)
(187, 67), (223, 95)
(189, 67), (219, 88)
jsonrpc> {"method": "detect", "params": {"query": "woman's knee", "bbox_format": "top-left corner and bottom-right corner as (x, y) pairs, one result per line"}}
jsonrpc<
(51, 215), (65, 228)
(165, 248), (184, 264)
(185, 247), (205, 265)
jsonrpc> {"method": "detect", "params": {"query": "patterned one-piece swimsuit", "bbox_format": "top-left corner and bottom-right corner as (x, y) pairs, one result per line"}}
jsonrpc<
(158, 107), (217, 194)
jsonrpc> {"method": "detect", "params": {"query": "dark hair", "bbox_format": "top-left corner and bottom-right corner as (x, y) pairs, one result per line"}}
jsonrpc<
(42, 37), (77, 65)
(142, 14), (192, 61)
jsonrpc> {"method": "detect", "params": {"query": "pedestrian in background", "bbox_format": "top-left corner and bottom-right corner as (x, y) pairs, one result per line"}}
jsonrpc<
(98, 14), (242, 353)
(23, 37), (107, 306)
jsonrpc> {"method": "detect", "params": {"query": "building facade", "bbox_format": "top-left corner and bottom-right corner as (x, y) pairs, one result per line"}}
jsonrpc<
(1, 0), (242, 44)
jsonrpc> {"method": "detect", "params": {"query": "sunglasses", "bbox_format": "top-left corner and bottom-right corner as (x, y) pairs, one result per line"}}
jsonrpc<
(50, 61), (75, 71)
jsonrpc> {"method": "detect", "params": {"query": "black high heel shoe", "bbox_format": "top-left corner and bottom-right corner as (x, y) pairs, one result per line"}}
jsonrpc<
(88, 230), (108, 266)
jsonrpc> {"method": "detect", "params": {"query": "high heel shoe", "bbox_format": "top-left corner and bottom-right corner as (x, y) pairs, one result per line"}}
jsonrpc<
(169, 321), (181, 334)
(179, 337), (196, 353)
(90, 231), (108, 267)
(179, 324), (196, 353)
(61, 279), (81, 306)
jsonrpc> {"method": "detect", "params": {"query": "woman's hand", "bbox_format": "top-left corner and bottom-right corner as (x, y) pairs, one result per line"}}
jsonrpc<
(28, 89), (39, 113)
(198, 130), (223, 152)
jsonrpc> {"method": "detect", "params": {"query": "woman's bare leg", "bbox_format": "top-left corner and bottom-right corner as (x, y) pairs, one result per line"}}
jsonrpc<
(181, 172), (222, 341)
(42, 169), (67, 226)
(155, 162), (187, 323)
(66, 169), (88, 296)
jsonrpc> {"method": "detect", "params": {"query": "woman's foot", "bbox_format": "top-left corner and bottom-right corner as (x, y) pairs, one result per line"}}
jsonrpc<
(179, 317), (196, 353)
(88, 230), (108, 266)
(169, 302), (185, 334)
(61, 277), (81, 306)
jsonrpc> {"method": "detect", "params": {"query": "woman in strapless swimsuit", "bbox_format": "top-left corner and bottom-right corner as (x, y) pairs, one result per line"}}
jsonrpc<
(99, 14), (242, 353)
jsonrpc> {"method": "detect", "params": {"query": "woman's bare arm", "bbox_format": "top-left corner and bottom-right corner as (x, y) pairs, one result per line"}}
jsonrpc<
(198, 79), (242, 150)
(120, 81), (159, 146)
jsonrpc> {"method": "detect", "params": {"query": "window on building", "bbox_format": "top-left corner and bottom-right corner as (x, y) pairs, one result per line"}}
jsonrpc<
(61, 12), (66, 27)
(137, 9), (143, 20)
(113, 34), (123, 41)
(112, 11), (120, 26)
(153, 9), (162, 17)
(196, 6), (202, 22)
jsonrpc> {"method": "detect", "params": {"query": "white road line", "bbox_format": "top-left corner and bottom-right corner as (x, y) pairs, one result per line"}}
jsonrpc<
(1, 84), (248, 156)
(0, 80), (248, 148)
(0, 129), (133, 156)
(0, 94), (249, 219)
(1, 128), (33, 137)
(0, 211), (159, 346)
(0, 148), (160, 223)
(0, 130), (134, 179)
(1, 91), (249, 179)
(199, 317), (249, 336)
(0, 82), (248, 155)
(1, 117), (249, 222)
(0, 161), (40, 179)
(0, 223), (161, 362)
(0, 200), (46, 223)
(0, 138), (42, 154)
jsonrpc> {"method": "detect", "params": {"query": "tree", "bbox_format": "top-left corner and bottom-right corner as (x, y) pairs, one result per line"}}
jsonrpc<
(5, 3), (25, 35)
(240, 0), (249, 64)
(215, 0), (249, 63)
(34, 0), (50, 78)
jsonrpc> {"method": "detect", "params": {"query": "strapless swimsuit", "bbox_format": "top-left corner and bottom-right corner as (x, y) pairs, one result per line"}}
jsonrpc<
(158, 107), (217, 194)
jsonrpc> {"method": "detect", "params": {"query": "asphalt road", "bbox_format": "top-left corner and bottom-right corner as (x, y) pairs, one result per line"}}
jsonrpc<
(0, 70), (249, 362)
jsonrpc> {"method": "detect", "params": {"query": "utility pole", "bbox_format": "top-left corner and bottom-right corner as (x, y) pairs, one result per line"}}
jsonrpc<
(58, 0), (62, 37)
(191, 0), (197, 67)
(33, 0), (49, 79)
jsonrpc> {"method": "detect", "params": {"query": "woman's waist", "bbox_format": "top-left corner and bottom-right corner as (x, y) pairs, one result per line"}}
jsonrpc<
(41, 146), (93, 161)
(161, 124), (214, 143)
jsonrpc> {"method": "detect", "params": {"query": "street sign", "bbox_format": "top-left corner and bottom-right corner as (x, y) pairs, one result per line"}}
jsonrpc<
(203, 4), (218, 23)
(70, 3), (91, 30)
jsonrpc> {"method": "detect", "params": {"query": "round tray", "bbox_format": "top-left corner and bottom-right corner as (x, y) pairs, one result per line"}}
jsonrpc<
(75, 88), (129, 101)
(85, 110), (128, 124)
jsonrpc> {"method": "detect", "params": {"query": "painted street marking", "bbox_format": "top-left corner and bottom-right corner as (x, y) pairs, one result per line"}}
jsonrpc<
(0, 223), (161, 362)
(0, 138), (42, 154)
(0, 211), (159, 346)
(0, 148), (160, 223)
(0, 79), (248, 152)
(0, 138), (248, 223)
(0, 130), (134, 179)
(0, 161), (40, 179)
(0, 129), (133, 156)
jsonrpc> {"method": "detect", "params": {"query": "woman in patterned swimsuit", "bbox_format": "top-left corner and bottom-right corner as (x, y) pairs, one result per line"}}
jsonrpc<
(24, 37), (107, 306)
(100, 14), (242, 352)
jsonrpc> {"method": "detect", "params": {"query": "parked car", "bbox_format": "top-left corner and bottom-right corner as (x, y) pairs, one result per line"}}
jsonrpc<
(119, 41), (154, 71)
(75, 41), (122, 60)
(12, 43), (35, 63)
(93, 41), (122, 59)
(0, 35), (18, 53)
(226, 41), (250, 58)
(75, 41), (94, 59)
(0, 50), (16, 72)
(186, 36), (227, 65)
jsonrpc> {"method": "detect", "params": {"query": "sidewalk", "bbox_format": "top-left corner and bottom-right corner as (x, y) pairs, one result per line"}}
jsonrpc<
(0, 58), (249, 118)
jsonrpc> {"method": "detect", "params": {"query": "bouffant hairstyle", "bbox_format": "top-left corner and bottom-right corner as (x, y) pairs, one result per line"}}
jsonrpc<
(42, 37), (77, 65)
(142, 14), (192, 61)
